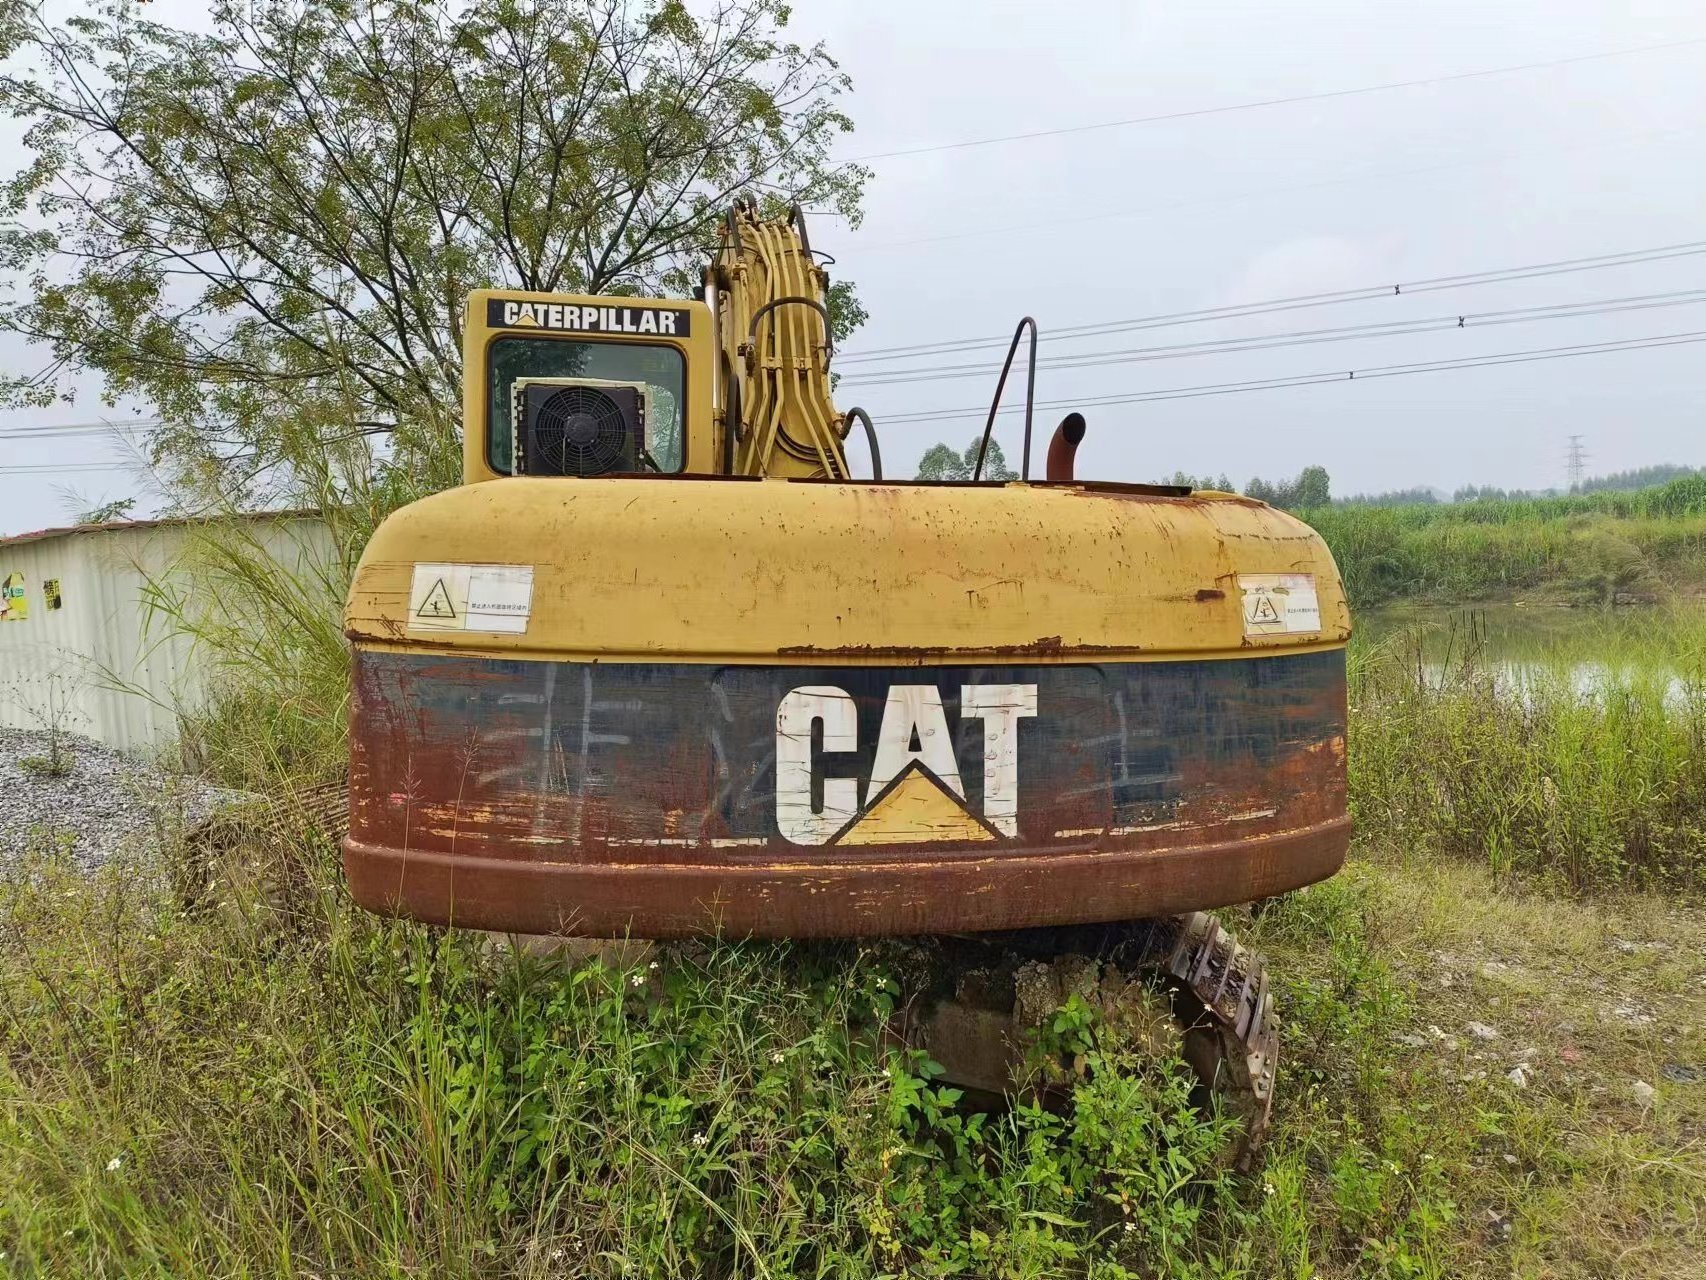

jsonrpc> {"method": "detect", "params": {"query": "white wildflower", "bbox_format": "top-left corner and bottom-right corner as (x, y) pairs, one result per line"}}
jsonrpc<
(648, 960), (660, 970)
(106, 1156), (122, 1172)
(770, 1050), (785, 1064)
(630, 974), (645, 988)
(691, 1131), (709, 1148)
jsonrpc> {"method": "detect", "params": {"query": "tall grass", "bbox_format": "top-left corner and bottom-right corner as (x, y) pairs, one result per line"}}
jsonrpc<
(1348, 610), (1706, 891)
(0, 823), (1253, 1277)
(1302, 474), (1706, 607)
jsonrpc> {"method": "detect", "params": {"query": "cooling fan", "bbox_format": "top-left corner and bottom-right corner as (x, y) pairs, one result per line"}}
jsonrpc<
(514, 378), (647, 476)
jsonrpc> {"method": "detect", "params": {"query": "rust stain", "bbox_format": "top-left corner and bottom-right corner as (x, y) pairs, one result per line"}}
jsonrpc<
(1195, 588), (1226, 602)
(775, 636), (1128, 659)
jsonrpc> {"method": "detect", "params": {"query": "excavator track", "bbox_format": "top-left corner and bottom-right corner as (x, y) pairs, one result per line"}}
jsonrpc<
(1161, 912), (1279, 1169)
(894, 912), (1279, 1170)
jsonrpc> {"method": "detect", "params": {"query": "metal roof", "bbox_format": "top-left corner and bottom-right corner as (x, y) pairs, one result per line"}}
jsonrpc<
(0, 509), (320, 550)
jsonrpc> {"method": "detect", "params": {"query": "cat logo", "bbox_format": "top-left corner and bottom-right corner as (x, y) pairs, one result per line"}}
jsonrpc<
(774, 684), (1036, 846)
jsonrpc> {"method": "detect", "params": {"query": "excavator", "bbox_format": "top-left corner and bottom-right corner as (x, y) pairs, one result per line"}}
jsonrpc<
(341, 199), (1351, 1162)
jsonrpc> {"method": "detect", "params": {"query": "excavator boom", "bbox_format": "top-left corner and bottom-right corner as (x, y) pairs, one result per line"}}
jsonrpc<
(712, 198), (850, 479)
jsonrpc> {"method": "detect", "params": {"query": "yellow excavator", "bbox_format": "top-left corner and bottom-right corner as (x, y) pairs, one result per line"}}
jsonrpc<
(342, 198), (1351, 1161)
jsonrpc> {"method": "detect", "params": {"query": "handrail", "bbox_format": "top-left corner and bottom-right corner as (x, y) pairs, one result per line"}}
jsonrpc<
(972, 316), (1038, 481)
(844, 407), (881, 480)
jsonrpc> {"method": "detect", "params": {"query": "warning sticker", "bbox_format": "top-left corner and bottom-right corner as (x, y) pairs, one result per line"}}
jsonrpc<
(1239, 573), (1320, 636)
(408, 563), (534, 634)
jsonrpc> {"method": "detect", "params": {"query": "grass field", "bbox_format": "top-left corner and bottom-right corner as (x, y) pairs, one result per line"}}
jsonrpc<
(1302, 474), (1706, 608)
(3, 814), (1701, 1278)
(3, 526), (1704, 1278)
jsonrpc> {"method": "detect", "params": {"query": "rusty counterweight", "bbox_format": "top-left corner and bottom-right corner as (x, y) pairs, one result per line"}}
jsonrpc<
(344, 648), (1348, 939)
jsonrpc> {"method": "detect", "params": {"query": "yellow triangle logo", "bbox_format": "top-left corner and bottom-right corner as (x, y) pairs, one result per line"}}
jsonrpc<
(832, 764), (999, 846)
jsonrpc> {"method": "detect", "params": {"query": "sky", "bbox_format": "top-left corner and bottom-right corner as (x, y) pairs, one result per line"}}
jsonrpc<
(3, 0), (1704, 534)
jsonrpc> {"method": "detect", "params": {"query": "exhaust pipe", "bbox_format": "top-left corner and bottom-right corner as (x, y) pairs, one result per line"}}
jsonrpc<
(1045, 412), (1087, 481)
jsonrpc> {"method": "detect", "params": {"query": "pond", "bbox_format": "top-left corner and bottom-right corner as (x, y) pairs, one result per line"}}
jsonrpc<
(1355, 601), (1706, 699)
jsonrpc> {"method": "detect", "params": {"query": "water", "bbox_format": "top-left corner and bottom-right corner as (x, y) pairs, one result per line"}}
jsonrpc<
(1356, 602), (1704, 700)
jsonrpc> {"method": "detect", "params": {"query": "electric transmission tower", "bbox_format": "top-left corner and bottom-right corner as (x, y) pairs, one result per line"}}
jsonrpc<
(1565, 434), (1588, 490)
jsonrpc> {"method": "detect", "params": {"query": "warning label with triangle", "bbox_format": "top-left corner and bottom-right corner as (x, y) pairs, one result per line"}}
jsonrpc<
(416, 578), (457, 619)
(407, 562), (535, 634)
(1239, 573), (1321, 636)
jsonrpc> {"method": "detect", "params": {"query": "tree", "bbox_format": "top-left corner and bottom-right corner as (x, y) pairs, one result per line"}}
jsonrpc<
(1244, 465), (1330, 510)
(1294, 465), (1331, 508)
(75, 496), (137, 525)
(915, 437), (1019, 481)
(0, 0), (868, 505)
(1158, 470), (1232, 491)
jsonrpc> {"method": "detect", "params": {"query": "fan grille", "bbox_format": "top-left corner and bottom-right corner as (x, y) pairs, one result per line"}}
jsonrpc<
(530, 386), (630, 475)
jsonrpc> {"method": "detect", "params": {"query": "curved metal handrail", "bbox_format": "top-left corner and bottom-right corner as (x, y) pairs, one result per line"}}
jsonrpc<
(844, 407), (881, 480)
(973, 316), (1038, 481)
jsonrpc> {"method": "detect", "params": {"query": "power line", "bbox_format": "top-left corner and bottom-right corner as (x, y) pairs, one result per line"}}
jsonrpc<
(0, 463), (138, 474)
(871, 330), (1706, 428)
(848, 125), (1692, 253)
(837, 238), (1706, 366)
(846, 35), (1706, 162)
(0, 416), (160, 441)
(841, 287), (1706, 388)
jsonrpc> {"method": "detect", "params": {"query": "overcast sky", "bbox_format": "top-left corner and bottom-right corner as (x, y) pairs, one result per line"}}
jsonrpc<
(3, 0), (1703, 534)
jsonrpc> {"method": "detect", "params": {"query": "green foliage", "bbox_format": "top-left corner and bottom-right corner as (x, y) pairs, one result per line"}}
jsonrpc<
(73, 495), (137, 525)
(1348, 612), (1706, 892)
(1245, 465), (1330, 510)
(916, 436), (1020, 482)
(1336, 487), (1440, 507)
(0, 0), (868, 510)
(876, 1013), (1239, 1278)
(1455, 464), (1703, 501)
(1575, 463), (1703, 495)
(1308, 477), (1706, 607)
(0, 832), (1246, 1278)
(1158, 470), (1234, 492)
(17, 754), (72, 778)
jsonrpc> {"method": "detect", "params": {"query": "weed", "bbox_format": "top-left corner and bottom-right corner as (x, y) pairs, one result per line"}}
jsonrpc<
(16, 754), (71, 778)
(1302, 478), (1706, 608)
(1348, 611), (1706, 892)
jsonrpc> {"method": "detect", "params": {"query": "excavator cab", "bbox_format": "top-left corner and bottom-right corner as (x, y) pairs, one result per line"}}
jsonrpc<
(464, 293), (712, 480)
(465, 199), (859, 488)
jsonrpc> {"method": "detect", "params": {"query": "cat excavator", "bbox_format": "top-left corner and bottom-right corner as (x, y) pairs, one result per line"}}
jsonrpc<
(341, 198), (1352, 1162)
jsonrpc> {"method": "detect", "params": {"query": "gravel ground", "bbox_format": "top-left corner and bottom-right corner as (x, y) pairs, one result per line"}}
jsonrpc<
(3, 727), (245, 873)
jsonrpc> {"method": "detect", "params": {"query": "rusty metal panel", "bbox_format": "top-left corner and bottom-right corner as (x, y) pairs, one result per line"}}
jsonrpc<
(345, 648), (1348, 937)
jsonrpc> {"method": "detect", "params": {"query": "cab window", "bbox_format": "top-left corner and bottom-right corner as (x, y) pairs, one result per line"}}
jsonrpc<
(486, 337), (686, 473)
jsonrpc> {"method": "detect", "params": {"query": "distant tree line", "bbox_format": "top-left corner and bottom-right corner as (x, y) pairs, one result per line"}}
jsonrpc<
(1573, 464), (1702, 495)
(1452, 465), (1701, 503)
(914, 443), (1701, 518)
(1157, 470), (1234, 492)
(1335, 487), (1441, 507)
(1151, 466), (1332, 510)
